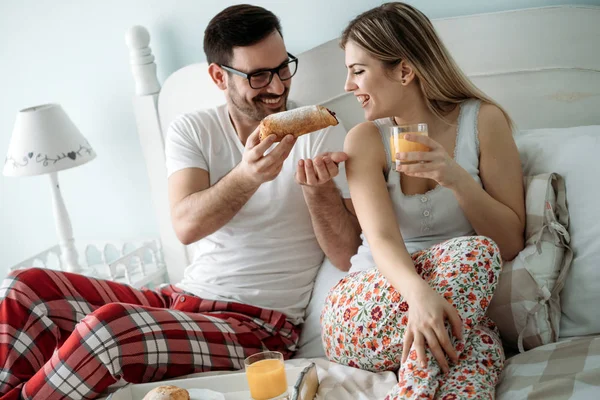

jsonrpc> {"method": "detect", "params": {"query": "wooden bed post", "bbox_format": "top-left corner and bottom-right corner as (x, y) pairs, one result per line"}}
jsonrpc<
(125, 26), (190, 284)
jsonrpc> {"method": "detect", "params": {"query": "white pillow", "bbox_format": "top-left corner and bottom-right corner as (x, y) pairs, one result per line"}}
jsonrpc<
(294, 258), (346, 359)
(487, 173), (571, 352)
(514, 125), (600, 338)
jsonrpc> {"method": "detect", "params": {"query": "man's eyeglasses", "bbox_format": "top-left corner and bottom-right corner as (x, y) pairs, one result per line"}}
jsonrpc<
(220, 53), (298, 89)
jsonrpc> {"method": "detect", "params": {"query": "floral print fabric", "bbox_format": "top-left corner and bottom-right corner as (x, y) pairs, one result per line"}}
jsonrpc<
(321, 236), (505, 399)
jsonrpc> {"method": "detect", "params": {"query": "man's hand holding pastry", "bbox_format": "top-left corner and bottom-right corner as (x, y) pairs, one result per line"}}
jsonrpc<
(237, 127), (296, 186)
(240, 104), (343, 187)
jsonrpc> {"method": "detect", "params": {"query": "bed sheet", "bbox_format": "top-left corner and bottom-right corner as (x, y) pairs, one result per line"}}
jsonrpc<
(99, 335), (600, 399)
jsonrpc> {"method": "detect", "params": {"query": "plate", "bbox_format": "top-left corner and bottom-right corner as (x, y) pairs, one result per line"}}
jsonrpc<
(188, 388), (226, 400)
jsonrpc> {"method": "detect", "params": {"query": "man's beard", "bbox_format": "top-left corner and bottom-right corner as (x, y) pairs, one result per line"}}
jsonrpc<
(228, 81), (289, 122)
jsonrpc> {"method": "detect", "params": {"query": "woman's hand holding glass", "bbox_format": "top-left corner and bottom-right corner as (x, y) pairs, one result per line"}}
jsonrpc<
(402, 281), (463, 374)
(395, 134), (468, 190)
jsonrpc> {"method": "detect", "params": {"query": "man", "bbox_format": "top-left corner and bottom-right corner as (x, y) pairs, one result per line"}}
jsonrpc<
(0, 5), (360, 400)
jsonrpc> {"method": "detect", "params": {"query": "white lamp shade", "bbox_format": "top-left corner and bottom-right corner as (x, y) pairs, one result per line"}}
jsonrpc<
(3, 103), (96, 177)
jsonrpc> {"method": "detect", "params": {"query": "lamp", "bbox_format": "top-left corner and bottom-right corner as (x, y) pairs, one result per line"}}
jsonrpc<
(3, 103), (96, 273)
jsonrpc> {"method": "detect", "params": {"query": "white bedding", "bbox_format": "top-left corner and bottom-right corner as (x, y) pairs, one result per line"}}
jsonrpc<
(286, 358), (397, 399)
(289, 335), (600, 399)
(101, 335), (600, 399)
(306, 335), (600, 399)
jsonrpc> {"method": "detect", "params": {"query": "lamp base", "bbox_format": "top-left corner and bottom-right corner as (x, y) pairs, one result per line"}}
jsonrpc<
(50, 172), (84, 273)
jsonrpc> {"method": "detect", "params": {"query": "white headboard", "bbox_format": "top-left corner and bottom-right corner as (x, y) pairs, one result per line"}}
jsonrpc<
(125, 5), (600, 284)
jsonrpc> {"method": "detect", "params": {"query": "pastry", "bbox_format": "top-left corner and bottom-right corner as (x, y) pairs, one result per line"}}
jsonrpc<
(259, 105), (338, 142)
(142, 385), (190, 400)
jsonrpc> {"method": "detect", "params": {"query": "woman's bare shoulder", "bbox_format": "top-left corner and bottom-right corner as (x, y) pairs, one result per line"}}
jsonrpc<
(344, 121), (387, 168)
(477, 103), (511, 137)
(346, 121), (383, 147)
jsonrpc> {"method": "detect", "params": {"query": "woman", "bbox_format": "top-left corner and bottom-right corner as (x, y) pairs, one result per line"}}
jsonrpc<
(321, 3), (525, 399)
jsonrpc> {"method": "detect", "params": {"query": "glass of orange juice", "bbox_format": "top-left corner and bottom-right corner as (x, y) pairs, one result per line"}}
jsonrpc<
(390, 123), (430, 168)
(244, 351), (289, 400)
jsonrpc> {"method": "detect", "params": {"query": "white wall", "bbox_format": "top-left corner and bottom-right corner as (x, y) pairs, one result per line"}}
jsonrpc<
(1, 0), (598, 278)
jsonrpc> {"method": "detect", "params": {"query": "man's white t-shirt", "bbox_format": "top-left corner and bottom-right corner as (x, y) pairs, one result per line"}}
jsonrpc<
(165, 103), (350, 324)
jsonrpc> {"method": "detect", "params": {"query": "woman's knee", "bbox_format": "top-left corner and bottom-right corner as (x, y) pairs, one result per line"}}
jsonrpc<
(473, 236), (501, 262)
(445, 235), (499, 254)
(438, 236), (501, 270)
(470, 237), (502, 283)
(428, 237), (502, 305)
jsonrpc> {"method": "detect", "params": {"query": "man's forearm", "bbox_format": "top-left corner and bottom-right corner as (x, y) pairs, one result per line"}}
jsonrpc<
(172, 166), (259, 244)
(302, 182), (361, 271)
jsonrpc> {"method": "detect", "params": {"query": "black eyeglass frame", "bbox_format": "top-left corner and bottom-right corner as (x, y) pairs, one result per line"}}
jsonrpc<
(220, 53), (299, 89)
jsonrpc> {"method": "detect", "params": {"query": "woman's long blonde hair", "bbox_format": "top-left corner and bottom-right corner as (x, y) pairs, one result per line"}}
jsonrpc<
(341, 2), (512, 126)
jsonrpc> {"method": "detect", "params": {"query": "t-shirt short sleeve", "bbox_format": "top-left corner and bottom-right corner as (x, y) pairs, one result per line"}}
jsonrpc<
(310, 121), (351, 199)
(165, 114), (208, 177)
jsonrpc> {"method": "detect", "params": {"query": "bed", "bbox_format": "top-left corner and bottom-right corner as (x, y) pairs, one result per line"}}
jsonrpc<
(123, 5), (600, 399)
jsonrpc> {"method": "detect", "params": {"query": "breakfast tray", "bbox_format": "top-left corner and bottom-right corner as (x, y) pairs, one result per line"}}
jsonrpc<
(108, 363), (319, 400)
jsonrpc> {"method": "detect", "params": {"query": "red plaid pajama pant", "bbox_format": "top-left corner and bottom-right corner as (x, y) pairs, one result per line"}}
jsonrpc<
(0, 268), (299, 400)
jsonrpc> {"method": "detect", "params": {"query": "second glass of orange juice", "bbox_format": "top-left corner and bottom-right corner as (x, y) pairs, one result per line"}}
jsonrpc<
(244, 351), (289, 400)
(390, 123), (430, 167)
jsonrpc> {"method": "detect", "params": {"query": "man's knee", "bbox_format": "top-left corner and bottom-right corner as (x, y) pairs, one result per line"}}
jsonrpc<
(6, 267), (49, 283)
(2, 268), (51, 299)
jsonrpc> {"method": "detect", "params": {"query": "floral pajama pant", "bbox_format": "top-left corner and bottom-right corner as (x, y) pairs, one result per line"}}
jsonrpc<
(321, 236), (505, 399)
(0, 268), (299, 400)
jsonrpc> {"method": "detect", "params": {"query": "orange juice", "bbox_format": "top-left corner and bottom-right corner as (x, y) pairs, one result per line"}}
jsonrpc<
(245, 358), (288, 399)
(390, 124), (430, 165)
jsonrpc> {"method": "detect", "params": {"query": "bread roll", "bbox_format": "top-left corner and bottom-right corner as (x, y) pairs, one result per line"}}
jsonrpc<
(259, 105), (338, 142)
(142, 385), (190, 400)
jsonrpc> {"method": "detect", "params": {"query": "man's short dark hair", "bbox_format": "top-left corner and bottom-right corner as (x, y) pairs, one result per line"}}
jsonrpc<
(204, 4), (283, 66)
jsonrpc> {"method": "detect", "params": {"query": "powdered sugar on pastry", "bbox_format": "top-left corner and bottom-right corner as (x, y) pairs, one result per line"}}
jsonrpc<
(267, 106), (322, 125)
(259, 105), (338, 141)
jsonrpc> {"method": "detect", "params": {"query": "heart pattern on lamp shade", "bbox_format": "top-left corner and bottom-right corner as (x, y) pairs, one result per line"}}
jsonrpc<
(4, 143), (93, 169)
